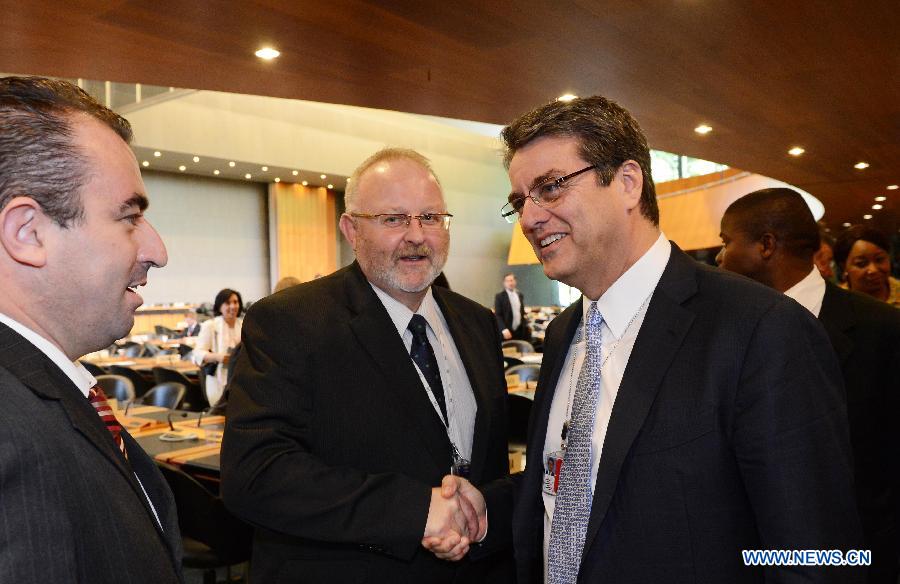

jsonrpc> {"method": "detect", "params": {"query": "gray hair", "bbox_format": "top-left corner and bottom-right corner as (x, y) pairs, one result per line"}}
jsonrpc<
(344, 147), (441, 211)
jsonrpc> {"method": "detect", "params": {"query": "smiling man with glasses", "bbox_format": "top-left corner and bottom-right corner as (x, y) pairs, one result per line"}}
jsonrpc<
(501, 96), (864, 584)
(222, 147), (514, 583)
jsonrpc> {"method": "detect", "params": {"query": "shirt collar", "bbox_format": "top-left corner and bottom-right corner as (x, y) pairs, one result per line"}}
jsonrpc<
(0, 312), (96, 397)
(369, 284), (440, 337)
(783, 266), (826, 317)
(583, 232), (671, 339)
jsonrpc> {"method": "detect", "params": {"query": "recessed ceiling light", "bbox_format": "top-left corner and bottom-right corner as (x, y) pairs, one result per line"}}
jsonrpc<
(274, 177), (281, 183)
(261, 166), (268, 172)
(788, 147), (805, 156)
(320, 174), (327, 179)
(557, 94), (577, 102)
(694, 124), (713, 135)
(245, 173), (252, 180)
(192, 156), (200, 163)
(255, 47), (280, 60)
(887, 185), (899, 190)
(178, 165), (186, 172)
(863, 214), (873, 220)
(141, 161), (149, 167)
(153, 151), (161, 158)
(854, 162), (869, 170)
(842, 222), (851, 227)
(292, 170), (299, 176)
(213, 170), (220, 175)
(301, 180), (308, 186)
(872, 204), (883, 210)
(228, 161), (236, 168)
(327, 184), (334, 189)
(875, 196), (887, 202)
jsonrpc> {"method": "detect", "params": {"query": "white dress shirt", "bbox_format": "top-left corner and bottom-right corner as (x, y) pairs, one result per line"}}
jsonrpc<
(370, 284), (478, 462)
(783, 267), (826, 317)
(507, 288), (522, 331)
(541, 233), (671, 577)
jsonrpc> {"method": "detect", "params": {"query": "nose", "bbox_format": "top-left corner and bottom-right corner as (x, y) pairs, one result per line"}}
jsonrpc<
(403, 216), (427, 244)
(715, 247), (725, 266)
(139, 219), (168, 268)
(519, 196), (549, 234)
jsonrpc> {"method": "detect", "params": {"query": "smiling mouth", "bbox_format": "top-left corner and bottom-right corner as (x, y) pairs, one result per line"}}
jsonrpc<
(539, 233), (567, 248)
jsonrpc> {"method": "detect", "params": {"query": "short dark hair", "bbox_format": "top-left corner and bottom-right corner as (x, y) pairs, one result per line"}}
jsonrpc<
(833, 225), (890, 270)
(501, 95), (659, 225)
(0, 76), (133, 227)
(213, 288), (244, 317)
(722, 188), (820, 260)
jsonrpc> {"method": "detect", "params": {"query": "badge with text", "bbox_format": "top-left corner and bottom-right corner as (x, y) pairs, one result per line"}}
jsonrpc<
(542, 450), (565, 496)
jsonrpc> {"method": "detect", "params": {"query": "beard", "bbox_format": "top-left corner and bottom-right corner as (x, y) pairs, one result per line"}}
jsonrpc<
(370, 243), (447, 293)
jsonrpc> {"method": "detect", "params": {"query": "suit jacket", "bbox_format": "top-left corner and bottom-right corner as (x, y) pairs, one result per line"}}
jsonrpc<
(513, 244), (865, 583)
(0, 323), (182, 583)
(221, 262), (514, 584)
(819, 283), (900, 583)
(494, 289), (530, 341)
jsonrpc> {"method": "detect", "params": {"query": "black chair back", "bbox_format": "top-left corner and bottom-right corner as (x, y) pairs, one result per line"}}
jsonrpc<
(140, 382), (186, 410)
(120, 343), (145, 358)
(94, 374), (136, 404)
(502, 339), (535, 354)
(505, 363), (541, 383)
(503, 356), (524, 370)
(81, 361), (107, 377)
(155, 325), (177, 337)
(108, 365), (154, 398)
(508, 393), (534, 445)
(152, 367), (207, 412)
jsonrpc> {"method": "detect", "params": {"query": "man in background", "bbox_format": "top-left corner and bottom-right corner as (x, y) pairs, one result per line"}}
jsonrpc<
(494, 273), (531, 342)
(222, 147), (513, 583)
(0, 76), (180, 582)
(718, 187), (900, 583)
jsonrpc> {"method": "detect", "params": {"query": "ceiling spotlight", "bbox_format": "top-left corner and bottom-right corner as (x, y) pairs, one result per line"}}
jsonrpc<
(557, 94), (578, 102)
(872, 204), (883, 210)
(153, 151), (161, 158)
(854, 162), (869, 170)
(228, 161), (236, 167)
(301, 180), (308, 186)
(327, 184), (334, 189)
(292, 170), (299, 176)
(245, 173), (252, 179)
(255, 47), (280, 60)
(863, 214), (873, 220)
(694, 124), (713, 135)
(842, 222), (851, 227)
(274, 177), (281, 183)
(788, 147), (805, 156)
(192, 156), (200, 163)
(213, 170), (220, 176)
(875, 196), (887, 202)
(887, 185), (899, 190)
(261, 166), (268, 172)
(320, 174), (327, 179)
(141, 161), (149, 167)
(178, 165), (186, 172)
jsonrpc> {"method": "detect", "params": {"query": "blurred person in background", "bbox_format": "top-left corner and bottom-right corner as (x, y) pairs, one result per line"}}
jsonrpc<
(191, 288), (243, 405)
(834, 225), (899, 307)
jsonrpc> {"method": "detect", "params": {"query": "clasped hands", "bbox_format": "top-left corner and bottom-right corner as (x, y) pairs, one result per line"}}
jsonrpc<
(421, 475), (487, 561)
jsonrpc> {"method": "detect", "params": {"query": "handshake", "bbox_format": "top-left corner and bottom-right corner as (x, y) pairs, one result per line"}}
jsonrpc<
(421, 475), (487, 561)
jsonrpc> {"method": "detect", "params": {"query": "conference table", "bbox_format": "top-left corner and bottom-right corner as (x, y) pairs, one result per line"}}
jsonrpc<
(84, 355), (200, 375)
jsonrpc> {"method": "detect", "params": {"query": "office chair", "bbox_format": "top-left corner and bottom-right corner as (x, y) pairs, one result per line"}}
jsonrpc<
(153, 367), (207, 412)
(94, 374), (136, 405)
(140, 382), (186, 410)
(502, 339), (535, 354)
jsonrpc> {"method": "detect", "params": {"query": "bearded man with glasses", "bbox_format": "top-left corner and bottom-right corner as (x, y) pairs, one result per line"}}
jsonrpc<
(502, 96), (865, 584)
(222, 147), (514, 583)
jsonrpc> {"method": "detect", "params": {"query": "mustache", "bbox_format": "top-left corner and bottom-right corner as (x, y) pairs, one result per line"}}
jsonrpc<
(393, 245), (432, 261)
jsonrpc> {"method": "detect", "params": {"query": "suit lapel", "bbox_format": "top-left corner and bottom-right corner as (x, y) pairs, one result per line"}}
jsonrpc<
(344, 264), (452, 475)
(582, 246), (697, 553)
(818, 284), (854, 364)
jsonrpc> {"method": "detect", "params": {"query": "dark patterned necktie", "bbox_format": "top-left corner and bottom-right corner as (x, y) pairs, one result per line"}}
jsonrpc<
(89, 386), (127, 459)
(548, 301), (603, 583)
(408, 314), (448, 423)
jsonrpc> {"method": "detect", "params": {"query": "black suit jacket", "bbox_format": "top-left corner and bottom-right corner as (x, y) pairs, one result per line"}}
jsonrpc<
(221, 262), (513, 583)
(0, 323), (182, 583)
(494, 289), (529, 341)
(513, 244), (865, 583)
(819, 283), (900, 583)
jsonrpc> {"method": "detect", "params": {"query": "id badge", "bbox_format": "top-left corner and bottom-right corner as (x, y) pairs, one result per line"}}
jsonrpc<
(542, 450), (565, 496)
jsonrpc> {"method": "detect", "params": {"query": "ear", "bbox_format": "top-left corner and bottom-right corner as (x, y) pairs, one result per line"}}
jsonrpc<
(338, 213), (358, 250)
(0, 197), (50, 268)
(618, 160), (644, 211)
(758, 233), (777, 260)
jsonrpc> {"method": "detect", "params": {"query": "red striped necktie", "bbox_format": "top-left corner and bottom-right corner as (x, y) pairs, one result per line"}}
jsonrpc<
(88, 386), (128, 459)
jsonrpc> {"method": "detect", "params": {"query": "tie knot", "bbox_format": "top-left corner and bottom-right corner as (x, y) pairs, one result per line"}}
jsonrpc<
(89, 385), (109, 403)
(408, 314), (429, 341)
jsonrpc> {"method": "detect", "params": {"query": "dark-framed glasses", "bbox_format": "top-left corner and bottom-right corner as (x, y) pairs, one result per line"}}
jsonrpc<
(349, 212), (453, 230)
(500, 165), (596, 223)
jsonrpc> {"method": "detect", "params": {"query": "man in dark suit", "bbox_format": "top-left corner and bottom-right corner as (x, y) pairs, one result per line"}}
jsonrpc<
(0, 77), (180, 582)
(499, 96), (864, 583)
(718, 187), (900, 583)
(222, 148), (513, 583)
(494, 273), (531, 341)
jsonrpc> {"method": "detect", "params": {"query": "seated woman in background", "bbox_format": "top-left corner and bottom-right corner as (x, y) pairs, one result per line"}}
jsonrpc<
(191, 288), (243, 405)
(834, 225), (900, 307)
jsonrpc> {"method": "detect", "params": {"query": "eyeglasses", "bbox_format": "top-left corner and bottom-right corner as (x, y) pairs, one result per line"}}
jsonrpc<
(349, 212), (453, 230)
(500, 165), (597, 223)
